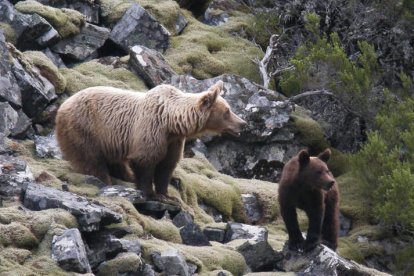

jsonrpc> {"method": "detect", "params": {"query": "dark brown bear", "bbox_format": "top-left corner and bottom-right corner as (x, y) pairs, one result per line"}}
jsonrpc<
(278, 149), (339, 251)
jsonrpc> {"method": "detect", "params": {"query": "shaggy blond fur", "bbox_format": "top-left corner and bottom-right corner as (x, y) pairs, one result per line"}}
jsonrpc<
(55, 81), (246, 199)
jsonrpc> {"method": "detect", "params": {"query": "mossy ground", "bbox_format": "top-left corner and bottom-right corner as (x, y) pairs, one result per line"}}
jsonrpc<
(15, 0), (85, 38)
(0, 22), (17, 44)
(60, 60), (147, 94)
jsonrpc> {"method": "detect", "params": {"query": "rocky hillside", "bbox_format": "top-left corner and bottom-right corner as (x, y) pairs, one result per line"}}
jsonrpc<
(0, 0), (412, 275)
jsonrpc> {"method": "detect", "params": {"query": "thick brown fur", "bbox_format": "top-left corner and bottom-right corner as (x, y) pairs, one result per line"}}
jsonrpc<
(55, 81), (246, 200)
(278, 149), (339, 251)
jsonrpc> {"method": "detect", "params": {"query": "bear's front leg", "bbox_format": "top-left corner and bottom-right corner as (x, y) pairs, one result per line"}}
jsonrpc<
(280, 203), (305, 251)
(304, 205), (324, 252)
(130, 161), (156, 199)
(154, 139), (184, 203)
(322, 190), (339, 251)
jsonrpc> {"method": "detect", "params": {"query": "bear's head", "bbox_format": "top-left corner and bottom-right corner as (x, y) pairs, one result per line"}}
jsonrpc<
(298, 149), (336, 191)
(199, 81), (247, 136)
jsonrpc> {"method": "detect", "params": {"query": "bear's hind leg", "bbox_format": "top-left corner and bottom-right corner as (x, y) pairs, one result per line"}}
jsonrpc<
(154, 139), (184, 202)
(322, 192), (339, 251)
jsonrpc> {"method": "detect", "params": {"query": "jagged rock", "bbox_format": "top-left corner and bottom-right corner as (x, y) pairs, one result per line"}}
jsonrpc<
(36, 0), (99, 24)
(152, 249), (190, 276)
(52, 228), (92, 273)
(277, 244), (392, 275)
(0, 102), (19, 137)
(172, 211), (193, 228)
(0, 32), (22, 108)
(171, 74), (301, 182)
(175, 13), (188, 34)
(135, 200), (181, 219)
(0, 155), (34, 197)
(99, 185), (145, 204)
(0, 0), (60, 50)
(203, 226), (225, 243)
(34, 134), (62, 159)
(86, 231), (141, 269)
(52, 23), (110, 61)
(180, 223), (211, 246)
(241, 193), (262, 224)
(293, 93), (365, 153)
(109, 4), (170, 53)
(129, 45), (176, 87)
(42, 48), (66, 68)
(9, 45), (57, 118)
(10, 109), (31, 138)
(21, 182), (122, 232)
(225, 223), (277, 272)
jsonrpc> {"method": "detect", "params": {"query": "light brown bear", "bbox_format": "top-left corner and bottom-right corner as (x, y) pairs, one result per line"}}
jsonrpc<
(55, 81), (246, 201)
(278, 149), (339, 252)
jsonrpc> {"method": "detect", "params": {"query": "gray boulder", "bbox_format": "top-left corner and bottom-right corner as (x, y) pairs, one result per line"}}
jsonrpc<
(134, 200), (181, 219)
(0, 102), (19, 137)
(225, 222), (277, 272)
(0, 32), (22, 108)
(152, 249), (190, 276)
(34, 134), (62, 159)
(0, 155), (34, 197)
(22, 182), (122, 232)
(0, 0), (60, 50)
(129, 45), (176, 87)
(277, 244), (391, 276)
(172, 211), (193, 228)
(42, 48), (66, 68)
(52, 23), (110, 61)
(180, 223), (211, 246)
(203, 226), (225, 243)
(52, 228), (92, 273)
(10, 108), (31, 138)
(10, 45), (57, 118)
(110, 4), (170, 53)
(171, 74), (302, 182)
(175, 12), (188, 34)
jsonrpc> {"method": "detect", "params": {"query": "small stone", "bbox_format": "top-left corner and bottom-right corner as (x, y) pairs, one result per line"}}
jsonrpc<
(203, 227), (225, 243)
(34, 134), (62, 159)
(153, 249), (189, 276)
(135, 200), (181, 219)
(180, 223), (211, 246)
(0, 102), (19, 137)
(175, 12), (188, 34)
(99, 185), (145, 204)
(241, 193), (262, 224)
(0, 155), (34, 197)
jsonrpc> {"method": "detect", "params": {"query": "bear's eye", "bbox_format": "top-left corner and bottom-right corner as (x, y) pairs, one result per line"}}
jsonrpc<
(316, 170), (323, 175)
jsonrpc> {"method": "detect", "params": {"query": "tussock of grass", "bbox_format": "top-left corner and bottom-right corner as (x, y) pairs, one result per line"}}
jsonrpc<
(15, 0), (85, 38)
(60, 60), (147, 95)
(0, 22), (17, 44)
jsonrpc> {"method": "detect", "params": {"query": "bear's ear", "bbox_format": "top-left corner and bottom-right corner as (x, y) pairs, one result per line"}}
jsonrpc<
(318, 148), (331, 163)
(298, 150), (310, 166)
(199, 80), (223, 110)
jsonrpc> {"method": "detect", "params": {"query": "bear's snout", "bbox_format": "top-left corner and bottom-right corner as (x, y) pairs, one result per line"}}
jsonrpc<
(225, 112), (247, 136)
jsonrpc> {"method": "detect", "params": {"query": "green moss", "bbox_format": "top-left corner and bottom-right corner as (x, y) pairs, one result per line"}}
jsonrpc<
(166, 10), (263, 83)
(23, 51), (66, 93)
(15, 0), (85, 38)
(0, 222), (39, 249)
(327, 148), (350, 177)
(290, 110), (329, 154)
(175, 154), (246, 223)
(97, 252), (143, 276)
(97, 0), (132, 26)
(138, 0), (183, 35)
(0, 22), (17, 44)
(60, 60), (147, 94)
(337, 238), (365, 263)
